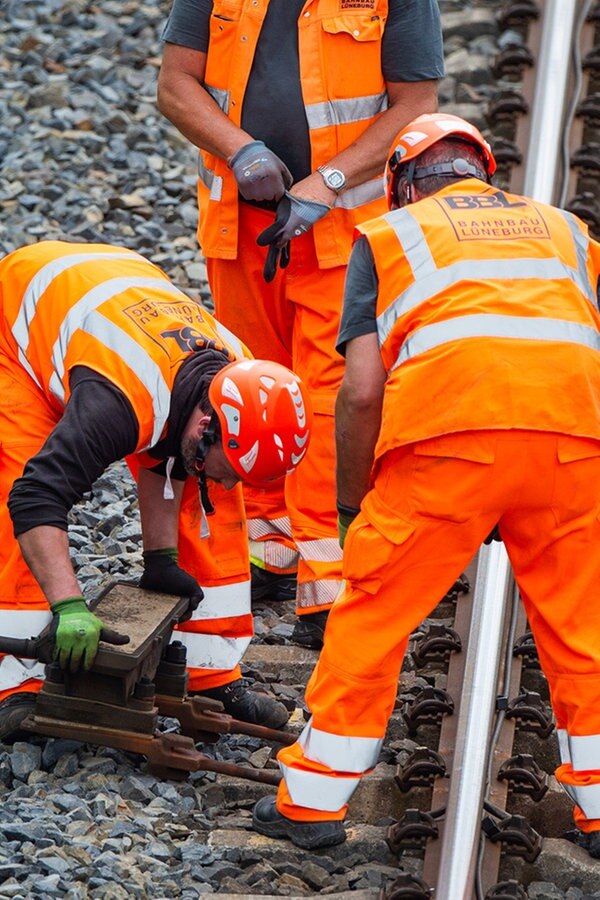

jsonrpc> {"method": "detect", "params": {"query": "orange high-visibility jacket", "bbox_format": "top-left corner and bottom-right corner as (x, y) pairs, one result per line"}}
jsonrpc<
(0, 241), (247, 450)
(354, 181), (600, 456)
(198, 0), (389, 267)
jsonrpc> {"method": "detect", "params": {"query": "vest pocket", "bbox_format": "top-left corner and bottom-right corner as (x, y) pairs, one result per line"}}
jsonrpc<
(321, 14), (384, 41)
(211, 0), (242, 22)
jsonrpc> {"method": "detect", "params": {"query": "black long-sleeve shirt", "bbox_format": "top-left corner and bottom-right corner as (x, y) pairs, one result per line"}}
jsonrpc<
(8, 367), (140, 535)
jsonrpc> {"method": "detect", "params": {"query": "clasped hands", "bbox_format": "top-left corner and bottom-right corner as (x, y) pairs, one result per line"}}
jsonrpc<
(228, 140), (332, 282)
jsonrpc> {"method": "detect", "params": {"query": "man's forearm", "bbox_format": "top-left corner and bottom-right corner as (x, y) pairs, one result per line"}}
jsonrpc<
(335, 333), (387, 509)
(291, 80), (438, 205)
(157, 45), (252, 161)
(18, 526), (81, 605)
(138, 467), (185, 551)
(335, 390), (382, 510)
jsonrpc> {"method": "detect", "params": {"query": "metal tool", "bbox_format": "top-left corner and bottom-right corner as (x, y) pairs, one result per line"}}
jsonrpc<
(0, 582), (295, 784)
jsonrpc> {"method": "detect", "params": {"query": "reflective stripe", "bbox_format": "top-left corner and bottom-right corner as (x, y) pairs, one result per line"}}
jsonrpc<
(379, 258), (596, 349)
(49, 287), (176, 445)
(12, 251), (140, 353)
(296, 538), (343, 564)
(297, 579), (344, 610)
(176, 632), (252, 670)
(0, 609), (51, 638)
(394, 314), (600, 370)
(0, 655), (46, 691)
(280, 761), (360, 812)
(561, 781), (600, 818)
(298, 721), (382, 773)
(565, 732), (600, 772)
(205, 83), (230, 115)
(559, 208), (597, 304)
(247, 516), (293, 541)
(305, 92), (388, 129)
(249, 540), (298, 571)
(335, 178), (384, 210)
(388, 212), (436, 281)
(187, 582), (250, 622)
(557, 728), (570, 764)
(11, 251), (140, 390)
(198, 155), (223, 202)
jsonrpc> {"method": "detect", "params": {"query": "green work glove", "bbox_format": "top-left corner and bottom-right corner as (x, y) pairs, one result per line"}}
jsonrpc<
(51, 596), (130, 673)
(337, 503), (361, 550)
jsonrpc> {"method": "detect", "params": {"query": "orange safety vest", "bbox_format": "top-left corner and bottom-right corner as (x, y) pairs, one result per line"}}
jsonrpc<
(0, 241), (247, 451)
(354, 181), (600, 457)
(198, 0), (389, 267)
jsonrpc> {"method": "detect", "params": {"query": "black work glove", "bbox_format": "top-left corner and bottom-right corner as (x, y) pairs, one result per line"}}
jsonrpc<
(484, 524), (502, 545)
(51, 596), (130, 673)
(139, 549), (204, 623)
(228, 140), (293, 203)
(256, 192), (331, 282)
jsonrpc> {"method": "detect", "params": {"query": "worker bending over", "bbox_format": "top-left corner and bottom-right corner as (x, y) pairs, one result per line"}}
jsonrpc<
(0, 241), (311, 740)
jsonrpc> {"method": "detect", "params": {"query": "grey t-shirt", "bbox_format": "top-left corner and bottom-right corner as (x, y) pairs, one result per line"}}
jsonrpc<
(337, 236), (379, 356)
(162, 0), (445, 183)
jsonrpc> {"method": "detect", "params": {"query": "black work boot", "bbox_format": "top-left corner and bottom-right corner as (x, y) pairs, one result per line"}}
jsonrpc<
(0, 692), (37, 742)
(564, 828), (600, 859)
(193, 679), (289, 729)
(290, 611), (329, 650)
(252, 796), (346, 849)
(250, 564), (297, 603)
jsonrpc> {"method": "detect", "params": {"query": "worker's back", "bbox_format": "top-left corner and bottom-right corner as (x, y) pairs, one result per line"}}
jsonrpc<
(356, 180), (600, 455)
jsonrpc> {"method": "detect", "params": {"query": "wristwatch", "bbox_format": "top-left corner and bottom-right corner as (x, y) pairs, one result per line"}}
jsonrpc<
(317, 165), (347, 193)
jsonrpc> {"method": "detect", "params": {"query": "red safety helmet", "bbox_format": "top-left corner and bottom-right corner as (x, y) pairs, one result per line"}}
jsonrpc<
(385, 113), (497, 209)
(208, 359), (312, 486)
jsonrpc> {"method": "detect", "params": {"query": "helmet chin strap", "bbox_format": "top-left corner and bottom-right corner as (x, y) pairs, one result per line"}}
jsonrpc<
(193, 410), (220, 516)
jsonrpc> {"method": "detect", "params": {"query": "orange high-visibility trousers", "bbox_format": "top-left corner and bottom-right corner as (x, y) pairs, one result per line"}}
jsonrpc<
(206, 202), (346, 612)
(276, 430), (600, 833)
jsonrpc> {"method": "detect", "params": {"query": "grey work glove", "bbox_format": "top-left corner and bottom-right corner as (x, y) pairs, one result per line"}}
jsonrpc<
(139, 548), (204, 623)
(228, 140), (292, 203)
(256, 192), (331, 282)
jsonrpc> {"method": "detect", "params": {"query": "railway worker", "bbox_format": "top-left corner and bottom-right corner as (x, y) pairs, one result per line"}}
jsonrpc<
(0, 240), (312, 741)
(251, 113), (600, 858)
(156, 0), (445, 650)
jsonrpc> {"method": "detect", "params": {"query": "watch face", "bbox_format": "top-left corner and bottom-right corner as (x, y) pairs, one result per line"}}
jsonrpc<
(327, 169), (345, 190)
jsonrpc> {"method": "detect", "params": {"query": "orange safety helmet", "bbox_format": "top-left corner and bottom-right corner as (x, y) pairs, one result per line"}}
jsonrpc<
(208, 359), (312, 486)
(385, 113), (497, 209)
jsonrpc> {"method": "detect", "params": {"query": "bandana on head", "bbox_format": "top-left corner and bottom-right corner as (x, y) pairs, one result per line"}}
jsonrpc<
(148, 348), (231, 462)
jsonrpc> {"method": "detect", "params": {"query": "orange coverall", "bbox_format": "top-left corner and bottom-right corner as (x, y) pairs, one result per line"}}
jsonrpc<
(276, 181), (600, 833)
(0, 241), (252, 700)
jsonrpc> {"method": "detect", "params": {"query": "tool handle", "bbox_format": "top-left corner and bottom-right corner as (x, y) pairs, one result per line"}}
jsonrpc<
(0, 636), (42, 658)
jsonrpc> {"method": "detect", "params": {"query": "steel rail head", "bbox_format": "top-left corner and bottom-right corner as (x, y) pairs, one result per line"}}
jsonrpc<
(523, 0), (585, 204)
(434, 543), (515, 899)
